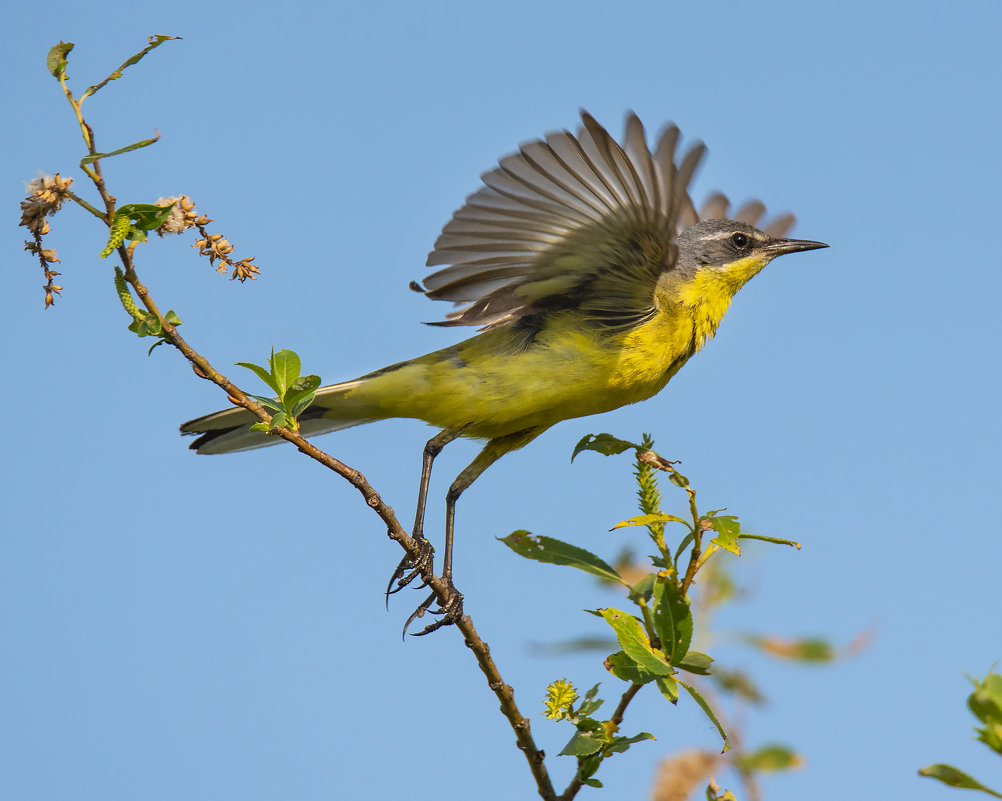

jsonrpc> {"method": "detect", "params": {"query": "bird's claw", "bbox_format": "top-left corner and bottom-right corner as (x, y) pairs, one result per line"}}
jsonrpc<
(402, 583), (465, 637)
(385, 536), (436, 602)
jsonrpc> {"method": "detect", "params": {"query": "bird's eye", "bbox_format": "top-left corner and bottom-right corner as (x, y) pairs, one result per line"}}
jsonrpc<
(730, 232), (749, 248)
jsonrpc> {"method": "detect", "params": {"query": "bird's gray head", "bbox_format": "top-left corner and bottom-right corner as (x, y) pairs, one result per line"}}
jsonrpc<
(673, 219), (827, 278)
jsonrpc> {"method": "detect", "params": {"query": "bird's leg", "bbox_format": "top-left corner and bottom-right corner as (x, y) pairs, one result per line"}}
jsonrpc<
(386, 427), (464, 600)
(407, 428), (542, 636)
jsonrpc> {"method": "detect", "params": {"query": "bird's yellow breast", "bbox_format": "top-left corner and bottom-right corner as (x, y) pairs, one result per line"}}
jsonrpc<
(343, 260), (764, 440)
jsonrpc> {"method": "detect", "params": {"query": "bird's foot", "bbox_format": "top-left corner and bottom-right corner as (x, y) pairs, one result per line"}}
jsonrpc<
(402, 581), (465, 637)
(385, 535), (436, 601)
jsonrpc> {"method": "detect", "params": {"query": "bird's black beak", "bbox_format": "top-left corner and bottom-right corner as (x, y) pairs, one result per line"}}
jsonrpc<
(765, 238), (829, 256)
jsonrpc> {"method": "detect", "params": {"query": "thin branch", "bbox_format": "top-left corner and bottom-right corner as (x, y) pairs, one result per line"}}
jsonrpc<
(60, 71), (558, 799)
(115, 242), (558, 800)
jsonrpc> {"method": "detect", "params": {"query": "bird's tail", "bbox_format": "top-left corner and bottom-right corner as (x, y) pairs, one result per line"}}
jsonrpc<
(180, 378), (374, 455)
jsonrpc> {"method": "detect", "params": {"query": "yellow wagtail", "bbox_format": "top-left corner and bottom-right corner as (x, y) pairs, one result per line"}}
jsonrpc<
(181, 112), (826, 627)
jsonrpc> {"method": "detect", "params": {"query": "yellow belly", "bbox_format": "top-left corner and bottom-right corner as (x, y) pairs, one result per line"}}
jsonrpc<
(344, 308), (700, 439)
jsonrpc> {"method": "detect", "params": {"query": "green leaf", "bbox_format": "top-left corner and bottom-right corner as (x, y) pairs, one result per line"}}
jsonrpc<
(269, 348), (301, 396)
(47, 42), (74, 77)
(499, 532), (626, 585)
(919, 764), (1002, 797)
(674, 531), (696, 568)
(651, 575), (693, 665)
(577, 697), (604, 718)
(711, 668), (765, 704)
(668, 471), (689, 488)
(744, 635), (836, 663)
(246, 394), (284, 413)
(80, 137), (161, 166)
(599, 608), (673, 677)
(740, 744), (802, 773)
(283, 373), (321, 410)
(705, 515), (741, 555)
(738, 533), (801, 550)
(969, 672), (1002, 753)
(163, 310), (182, 326)
(679, 679), (729, 751)
(236, 361), (280, 395)
(571, 433), (641, 461)
(131, 312), (161, 337)
(558, 732), (604, 757)
(627, 573), (656, 603)
(611, 513), (690, 531)
(270, 412), (289, 430)
(656, 675), (679, 703)
(604, 651), (658, 685)
(607, 732), (656, 753)
(291, 392), (318, 419)
(80, 34), (179, 98)
(249, 422), (270, 432)
(677, 651), (713, 676)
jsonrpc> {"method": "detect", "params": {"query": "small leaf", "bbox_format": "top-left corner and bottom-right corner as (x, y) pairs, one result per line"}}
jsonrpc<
(627, 573), (656, 603)
(604, 651), (658, 685)
(572, 433), (641, 461)
(249, 422), (270, 432)
(705, 515), (741, 555)
(738, 533), (801, 550)
(651, 575), (693, 664)
(656, 675), (679, 703)
(236, 361), (280, 395)
(246, 394), (284, 413)
(711, 668), (765, 704)
(163, 310), (182, 326)
(677, 651), (714, 676)
(47, 42), (74, 77)
(269, 348), (301, 396)
(740, 745), (803, 773)
(577, 696), (605, 718)
(745, 635), (836, 663)
(674, 531), (696, 567)
(500, 532), (626, 585)
(919, 764), (1002, 798)
(599, 609), (673, 677)
(668, 471), (690, 488)
(607, 732), (656, 753)
(679, 680), (729, 751)
(80, 137), (161, 166)
(283, 373), (321, 410)
(270, 412), (289, 430)
(558, 732), (604, 757)
(291, 392), (318, 419)
(611, 513), (690, 531)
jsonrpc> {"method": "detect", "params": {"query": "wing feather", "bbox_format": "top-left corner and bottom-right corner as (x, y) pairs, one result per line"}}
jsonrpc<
(422, 111), (707, 329)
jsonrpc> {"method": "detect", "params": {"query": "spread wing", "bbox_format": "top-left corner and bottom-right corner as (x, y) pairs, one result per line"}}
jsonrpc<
(417, 111), (706, 331)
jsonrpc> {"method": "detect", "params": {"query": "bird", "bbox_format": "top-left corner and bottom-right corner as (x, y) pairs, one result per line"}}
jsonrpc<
(180, 111), (827, 631)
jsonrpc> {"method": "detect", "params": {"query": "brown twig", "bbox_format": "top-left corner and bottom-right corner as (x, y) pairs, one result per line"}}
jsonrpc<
(55, 55), (560, 798)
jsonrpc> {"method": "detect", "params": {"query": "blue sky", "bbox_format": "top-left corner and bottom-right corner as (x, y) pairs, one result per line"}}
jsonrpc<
(3, 2), (1001, 800)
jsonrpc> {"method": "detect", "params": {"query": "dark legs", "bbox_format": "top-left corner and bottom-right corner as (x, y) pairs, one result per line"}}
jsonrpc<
(386, 427), (464, 599)
(393, 427), (543, 635)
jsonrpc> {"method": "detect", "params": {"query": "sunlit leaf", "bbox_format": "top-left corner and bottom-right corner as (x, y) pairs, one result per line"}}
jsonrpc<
(919, 764), (1002, 797)
(599, 608), (673, 677)
(571, 433), (641, 461)
(500, 532), (625, 584)
(652, 575), (693, 665)
(679, 680), (728, 751)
